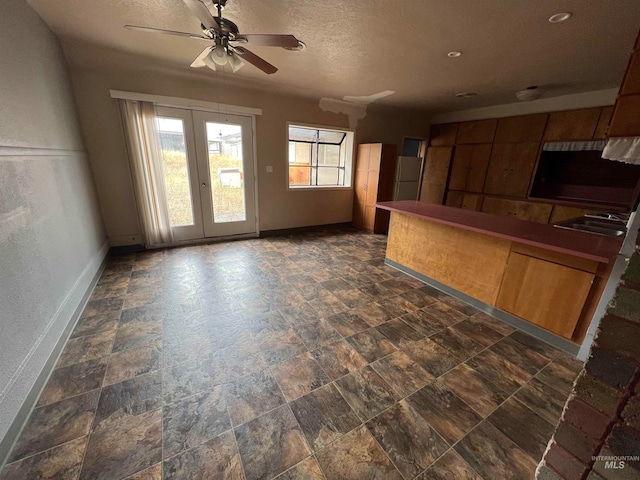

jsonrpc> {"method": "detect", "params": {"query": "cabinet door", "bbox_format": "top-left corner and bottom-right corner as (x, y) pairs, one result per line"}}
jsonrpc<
(549, 205), (590, 224)
(609, 95), (640, 137)
(496, 253), (594, 338)
(446, 191), (483, 211)
(456, 119), (497, 144)
(465, 144), (492, 192)
(446, 191), (464, 208)
(430, 123), (458, 146)
(483, 143), (538, 197)
(593, 107), (613, 139)
(620, 51), (640, 96)
(448, 147), (470, 191)
(494, 114), (548, 143)
(543, 108), (600, 141)
(482, 197), (551, 223)
(420, 147), (452, 204)
(461, 194), (483, 211)
(449, 144), (491, 192)
(352, 144), (370, 228)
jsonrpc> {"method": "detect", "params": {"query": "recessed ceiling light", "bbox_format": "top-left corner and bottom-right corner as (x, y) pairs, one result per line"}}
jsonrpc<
(448, 51), (462, 58)
(456, 92), (477, 98)
(549, 12), (572, 23)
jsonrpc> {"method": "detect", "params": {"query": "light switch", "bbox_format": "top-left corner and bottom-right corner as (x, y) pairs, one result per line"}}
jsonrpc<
(266, 166), (273, 173)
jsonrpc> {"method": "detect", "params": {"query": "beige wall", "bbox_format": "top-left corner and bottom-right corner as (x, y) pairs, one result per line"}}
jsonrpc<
(0, 0), (105, 453)
(66, 46), (431, 245)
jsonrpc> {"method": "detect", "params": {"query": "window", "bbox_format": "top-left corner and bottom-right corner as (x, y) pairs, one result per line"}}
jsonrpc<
(288, 124), (354, 188)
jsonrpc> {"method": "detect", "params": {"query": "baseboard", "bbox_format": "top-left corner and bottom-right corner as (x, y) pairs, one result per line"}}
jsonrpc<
(260, 222), (354, 237)
(385, 258), (580, 357)
(0, 239), (109, 468)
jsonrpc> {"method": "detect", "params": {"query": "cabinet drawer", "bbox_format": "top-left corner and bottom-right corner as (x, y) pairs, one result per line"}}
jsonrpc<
(496, 253), (594, 339)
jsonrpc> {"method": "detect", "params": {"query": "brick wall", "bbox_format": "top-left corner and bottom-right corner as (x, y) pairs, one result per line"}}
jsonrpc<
(536, 246), (640, 480)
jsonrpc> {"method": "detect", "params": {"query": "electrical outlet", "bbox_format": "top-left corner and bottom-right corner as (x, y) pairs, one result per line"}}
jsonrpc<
(266, 166), (273, 173)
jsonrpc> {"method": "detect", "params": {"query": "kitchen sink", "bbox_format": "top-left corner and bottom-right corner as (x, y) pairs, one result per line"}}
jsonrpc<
(554, 216), (627, 237)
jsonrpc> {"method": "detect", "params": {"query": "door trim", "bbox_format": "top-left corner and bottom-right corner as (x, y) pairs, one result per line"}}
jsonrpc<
(110, 90), (262, 116)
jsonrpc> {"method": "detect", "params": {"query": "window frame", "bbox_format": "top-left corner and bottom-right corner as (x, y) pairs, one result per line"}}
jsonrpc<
(286, 122), (355, 191)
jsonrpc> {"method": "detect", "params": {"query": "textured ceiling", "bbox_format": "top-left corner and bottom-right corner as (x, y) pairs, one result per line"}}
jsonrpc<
(27, 0), (640, 112)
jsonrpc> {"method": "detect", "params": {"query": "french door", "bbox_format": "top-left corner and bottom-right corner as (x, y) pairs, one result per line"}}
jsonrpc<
(155, 107), (257, 242)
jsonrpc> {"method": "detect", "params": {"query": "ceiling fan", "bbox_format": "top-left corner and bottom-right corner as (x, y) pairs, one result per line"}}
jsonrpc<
(125, 0), (305, 74)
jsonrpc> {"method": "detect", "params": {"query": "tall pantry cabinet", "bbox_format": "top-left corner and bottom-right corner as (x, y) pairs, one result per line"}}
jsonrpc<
(353, 143), (397, 233)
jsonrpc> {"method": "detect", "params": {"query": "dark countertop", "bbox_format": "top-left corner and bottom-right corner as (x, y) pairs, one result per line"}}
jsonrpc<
(376, 201), (623, 263)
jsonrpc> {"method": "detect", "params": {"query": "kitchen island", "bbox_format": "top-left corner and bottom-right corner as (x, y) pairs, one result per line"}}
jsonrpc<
(376, 201), (623, 352)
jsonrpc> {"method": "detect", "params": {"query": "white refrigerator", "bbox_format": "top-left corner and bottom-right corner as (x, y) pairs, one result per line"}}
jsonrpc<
(393, 156), (423, 200)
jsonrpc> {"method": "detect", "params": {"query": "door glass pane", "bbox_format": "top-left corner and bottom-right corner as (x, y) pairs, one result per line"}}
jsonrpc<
(156, 117), (194, 226)
(205, 122), (246, 223)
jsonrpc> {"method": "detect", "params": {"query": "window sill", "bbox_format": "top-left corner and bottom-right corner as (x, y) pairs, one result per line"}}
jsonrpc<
(287, 186), (353, 192)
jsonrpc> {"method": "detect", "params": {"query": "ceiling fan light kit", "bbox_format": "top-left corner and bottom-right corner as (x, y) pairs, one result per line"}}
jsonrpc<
(124, 0), (303, 74)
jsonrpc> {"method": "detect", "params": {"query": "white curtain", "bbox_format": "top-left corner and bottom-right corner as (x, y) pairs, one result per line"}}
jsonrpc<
(119, 100), (174, 247)
(602, 137), (640, 165)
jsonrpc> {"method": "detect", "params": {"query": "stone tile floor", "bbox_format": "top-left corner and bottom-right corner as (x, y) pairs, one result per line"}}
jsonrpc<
(0, 228), (583, 480)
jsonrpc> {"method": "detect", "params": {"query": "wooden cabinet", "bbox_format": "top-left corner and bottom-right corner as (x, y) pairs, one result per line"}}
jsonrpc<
(446, 191), (483, 211)
(352, 143), (397, 233)
(606, 31), (640, 137)
(620, 50), (640, 96)
(430, 123), (458, 146)
(483, 143), (539, 197)
(494, 114), (548, 143)
(609, 95), (640, 137)
(419, 146), (452, 204)
(543, 108), (601, 141)
(448, 144), (492, 192)
(549, 205), (594, 223)
(456, 119), (497, 144)
(496, 252), (595, 338)
(593, 106), (613, 139)
(481, 197), (552, 223)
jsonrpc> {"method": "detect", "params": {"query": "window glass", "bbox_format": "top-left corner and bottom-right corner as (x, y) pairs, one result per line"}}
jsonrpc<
(287, 125), (353, 188)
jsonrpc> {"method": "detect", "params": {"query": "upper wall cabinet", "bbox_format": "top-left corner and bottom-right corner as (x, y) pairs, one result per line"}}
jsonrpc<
(593, 107), (613, 139)
(448, 144), (492, 192)
(456, 119), (498, 144)
(609, 96), (640, 137)
(620, 50), (640, 96)
(609, 31), (640, 137)
(494, 114), (548, 143)
(483, 143), (539, 197)
(430, 123), (458, 146)
(543, 108), (601, 141)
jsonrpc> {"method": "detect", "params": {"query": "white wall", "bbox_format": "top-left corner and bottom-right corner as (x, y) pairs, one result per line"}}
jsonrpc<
(0, 0), (106, 451)
(64, 45), (432, 245)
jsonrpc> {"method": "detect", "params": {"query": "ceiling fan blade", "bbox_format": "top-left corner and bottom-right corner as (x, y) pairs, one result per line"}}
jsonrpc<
(183, 0), (218, 30)
(231, 46), (278, 74)
(190, 47), (213, 68)
(234, 34), (301, 48)
(124, 25), (211, 40)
